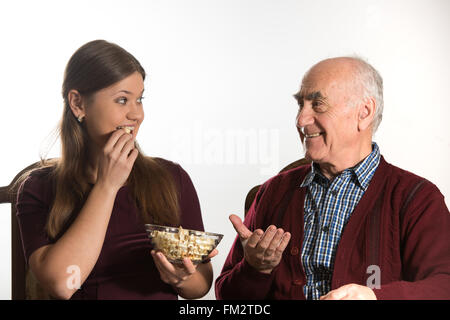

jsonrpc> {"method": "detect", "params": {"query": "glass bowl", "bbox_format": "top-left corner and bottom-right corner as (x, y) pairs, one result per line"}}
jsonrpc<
(145, 224), (223, 265)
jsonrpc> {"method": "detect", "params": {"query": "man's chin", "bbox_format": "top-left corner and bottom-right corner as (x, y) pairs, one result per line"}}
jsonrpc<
(304, 149), (325, 164)
(305, 155), (320, 165)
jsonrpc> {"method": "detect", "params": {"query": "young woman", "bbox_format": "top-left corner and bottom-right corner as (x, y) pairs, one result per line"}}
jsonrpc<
(16, 40), (216, 300)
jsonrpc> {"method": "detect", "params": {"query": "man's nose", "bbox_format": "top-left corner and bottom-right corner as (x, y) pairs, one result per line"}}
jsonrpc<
(296, 106), (314, 128)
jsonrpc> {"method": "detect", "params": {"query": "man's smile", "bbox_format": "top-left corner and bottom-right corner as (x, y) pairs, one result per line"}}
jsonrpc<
(305, 132), (324, 138)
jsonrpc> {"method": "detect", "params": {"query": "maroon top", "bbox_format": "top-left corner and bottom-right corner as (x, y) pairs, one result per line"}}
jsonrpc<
(16, 158), (204, 300)
(215, 156), (450, 300)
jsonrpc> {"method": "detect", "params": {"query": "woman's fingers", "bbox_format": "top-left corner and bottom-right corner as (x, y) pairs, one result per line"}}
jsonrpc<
(111, 132), (133, 157)
(182, 258), (197, 275)
(115, 130), (138, 167)
(152, 251), (181, 284)
(103, 127), (135, 159)
(103, 128), (129, 152)
(119, 138), (138, 162)
(207, 249), (219, 259)
(153, 251), (176, 273)
(95, 128), (139, 191)
(151, 250), (198, 287)
(126, 148), (139, 167)
(151, 250), (166, 273)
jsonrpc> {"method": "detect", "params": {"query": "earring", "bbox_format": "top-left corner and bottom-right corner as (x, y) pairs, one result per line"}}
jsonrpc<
(77, 115), (84, 123)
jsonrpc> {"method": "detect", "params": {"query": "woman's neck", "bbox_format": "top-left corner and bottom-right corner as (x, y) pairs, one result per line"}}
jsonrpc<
(86, 144), (101, 184)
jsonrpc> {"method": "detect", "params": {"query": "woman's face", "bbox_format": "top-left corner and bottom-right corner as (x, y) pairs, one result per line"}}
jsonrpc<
(83, 71), (145, 148)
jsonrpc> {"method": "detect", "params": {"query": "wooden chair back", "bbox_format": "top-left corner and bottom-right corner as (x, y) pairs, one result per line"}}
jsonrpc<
(244, 158), (311, 216)
(0, 161), (51, 299)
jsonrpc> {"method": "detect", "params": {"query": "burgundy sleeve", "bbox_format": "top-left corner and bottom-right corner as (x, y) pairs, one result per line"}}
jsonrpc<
(375, 182), (450, 299)
(15, 171), (53, 265)
(215, 183), (276, 300)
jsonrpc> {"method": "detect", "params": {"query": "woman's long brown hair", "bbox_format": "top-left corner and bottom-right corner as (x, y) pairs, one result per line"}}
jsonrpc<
(22, 40), (180, 240)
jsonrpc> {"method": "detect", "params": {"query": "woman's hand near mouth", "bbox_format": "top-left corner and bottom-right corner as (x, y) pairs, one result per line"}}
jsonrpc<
(96, 128), (138, 192)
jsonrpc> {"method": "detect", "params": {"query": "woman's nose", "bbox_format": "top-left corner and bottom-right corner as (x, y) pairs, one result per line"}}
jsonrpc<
(127, 102), (144, 121)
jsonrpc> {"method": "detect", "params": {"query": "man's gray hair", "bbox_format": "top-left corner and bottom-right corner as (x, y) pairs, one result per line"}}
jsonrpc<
(347, 56), (384, 133)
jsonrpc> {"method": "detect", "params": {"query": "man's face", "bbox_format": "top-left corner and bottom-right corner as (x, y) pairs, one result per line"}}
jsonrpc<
(295, 60), (362, 167)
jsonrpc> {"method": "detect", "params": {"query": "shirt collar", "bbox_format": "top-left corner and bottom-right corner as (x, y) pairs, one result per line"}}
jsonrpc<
(300, 164), (318, 187)
(351, 142), (381, 190)
(300, 142), (381, 191)
(300, 161), (327, 188)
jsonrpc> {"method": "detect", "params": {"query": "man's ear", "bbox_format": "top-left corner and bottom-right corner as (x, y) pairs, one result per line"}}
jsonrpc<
(358, 97), (376, 131)
(67, 89), (85, 119)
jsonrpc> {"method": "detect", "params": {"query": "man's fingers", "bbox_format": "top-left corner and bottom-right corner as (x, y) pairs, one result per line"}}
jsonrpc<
(320, 284), (377, 300)
(275, 232), (291, 255)
(265, 228), (285, 256)
(320, 287), (348, 300)
(246, 229), (264, 248)
(229, 214), (253, 240)
(255, 225), (277, 254)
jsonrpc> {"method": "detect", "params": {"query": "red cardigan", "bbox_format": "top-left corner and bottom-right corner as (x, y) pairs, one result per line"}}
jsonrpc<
(215, 156), (450, 299)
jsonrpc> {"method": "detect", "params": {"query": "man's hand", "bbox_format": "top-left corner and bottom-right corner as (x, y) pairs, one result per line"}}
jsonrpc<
(319, 284), (377, 300)
(229, 214), (291, 274)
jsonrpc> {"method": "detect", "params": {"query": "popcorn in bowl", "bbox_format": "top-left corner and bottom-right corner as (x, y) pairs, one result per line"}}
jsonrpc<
(145, 224), (223, 264)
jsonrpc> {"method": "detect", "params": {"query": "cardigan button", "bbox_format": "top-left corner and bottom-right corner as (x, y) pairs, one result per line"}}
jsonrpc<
(292, 279), (303, 286)
(290, 246), (299, 255)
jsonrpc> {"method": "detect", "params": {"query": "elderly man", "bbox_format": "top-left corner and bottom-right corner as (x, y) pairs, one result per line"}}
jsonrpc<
(215, 57), (450, 300)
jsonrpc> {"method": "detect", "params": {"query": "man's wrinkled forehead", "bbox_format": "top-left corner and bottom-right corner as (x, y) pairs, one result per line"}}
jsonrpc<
(295, 62), (353, 103)
(294, 65), (330, 101)
(294, 89), (325, 102)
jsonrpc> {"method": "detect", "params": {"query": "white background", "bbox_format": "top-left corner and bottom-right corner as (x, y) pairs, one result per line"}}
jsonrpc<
(0, 0), (449, 300)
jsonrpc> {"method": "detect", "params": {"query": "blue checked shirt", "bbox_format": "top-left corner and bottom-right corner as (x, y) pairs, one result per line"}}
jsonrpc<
(300, 142), (381, 300)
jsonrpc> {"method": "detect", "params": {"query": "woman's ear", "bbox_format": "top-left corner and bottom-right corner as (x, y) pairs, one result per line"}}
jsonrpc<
(357, 97), (376, 131)
(68, 89), (85, 120)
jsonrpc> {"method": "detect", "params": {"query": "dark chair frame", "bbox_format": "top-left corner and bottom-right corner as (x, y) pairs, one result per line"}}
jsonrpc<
(2, 158), (310, 299)
(244, 158), (310, 216)
(0, 161), (48, 299)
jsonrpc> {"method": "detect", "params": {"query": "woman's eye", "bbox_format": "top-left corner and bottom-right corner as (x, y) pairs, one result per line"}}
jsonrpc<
(116, 97), (128, 105)
(137, 96), (145, 104)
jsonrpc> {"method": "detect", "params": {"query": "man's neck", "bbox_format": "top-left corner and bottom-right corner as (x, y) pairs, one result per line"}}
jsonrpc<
(318, 142), (373, 180)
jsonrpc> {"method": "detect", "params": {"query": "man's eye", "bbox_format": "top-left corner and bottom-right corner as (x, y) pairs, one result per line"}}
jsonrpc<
(312, 100), (327, 112)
